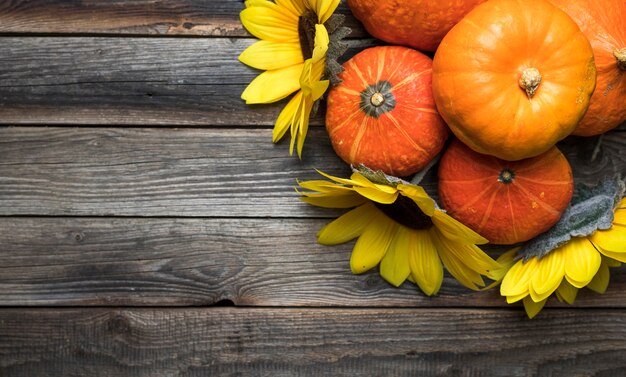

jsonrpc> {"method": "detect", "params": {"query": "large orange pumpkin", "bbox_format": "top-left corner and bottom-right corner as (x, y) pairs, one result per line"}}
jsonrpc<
(432, 0), (596, 161)
(326, 46), (449, 177)
(346, 0), (486, 52)
(438, 139), (574, 245)
(550, 0), (626, 136)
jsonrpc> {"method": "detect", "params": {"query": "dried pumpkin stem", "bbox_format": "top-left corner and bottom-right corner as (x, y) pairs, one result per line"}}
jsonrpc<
(519, 67), (542, 99)
(615, 48), (626, 71)
(370, 92), (385, 106)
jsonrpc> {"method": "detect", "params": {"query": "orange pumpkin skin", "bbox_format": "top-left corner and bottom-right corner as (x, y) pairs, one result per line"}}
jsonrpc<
(346, 0), (486, 52)
(326, 46), (449, 177)
(438, 140), (574, 245)
(550, 0), (626, 136)
(432, 0), (597, 161)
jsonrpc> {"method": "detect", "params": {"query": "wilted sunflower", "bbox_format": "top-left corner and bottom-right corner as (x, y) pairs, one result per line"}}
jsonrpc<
(298, 169), (501, 295)
(239, 0), (340, 157)
(500, 197), (626, 318)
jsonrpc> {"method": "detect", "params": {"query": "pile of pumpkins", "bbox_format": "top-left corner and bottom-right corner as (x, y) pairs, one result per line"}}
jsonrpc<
(325, 0), (625, 245)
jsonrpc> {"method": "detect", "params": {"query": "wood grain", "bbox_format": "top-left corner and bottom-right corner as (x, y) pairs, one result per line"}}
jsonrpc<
(0, 217), (624, 307)
(1, 308), (625, 376)
(0, 37), (378, 125)
(0, 0), (366, 37)
(0, 127), (624, 217)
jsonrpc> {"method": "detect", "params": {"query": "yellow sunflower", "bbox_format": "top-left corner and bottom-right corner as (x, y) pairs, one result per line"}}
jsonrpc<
(239, 0), (340, 157)
(298, 169), (501, 295)
(499, 197), (626, 318)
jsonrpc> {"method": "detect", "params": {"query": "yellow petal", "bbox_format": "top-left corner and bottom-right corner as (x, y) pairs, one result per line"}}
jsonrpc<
(506, 292), (528, 304)
(555, 279), (578, 304)
(501, 258), (537, 297)
(408, 229), (443, 296)
(432, 229), (486, 290)
(242, 64), (303, 104)
(432, 211), (489, 245)
(523, 296), (547, 319)
(311, 0), (340, 22)
(317, 203), (375, 245)
(297, 179), (352, 193)
(311, 24), (330, 62)
(239, 41), (303, 70)
(274, 91), (303, 142)
(529, 250), (565, 302)
(397, 184), (435, 216)
(240, 5), (299, 42)
(598, 249), (626, 263)
(291, 92), (313, 157)
(590, 226), (626, 253)
(613, 208), (626, 226)
(300, 192), (367, 209)
(275, 0), (306, 17)
(354, 186), (399, 204)
(350, 210), (398, 274)
(490, 248), (520, 282)
(563, 238), (601, 288)
(587, 257), (611, 294)
(380, 227), (412, 287)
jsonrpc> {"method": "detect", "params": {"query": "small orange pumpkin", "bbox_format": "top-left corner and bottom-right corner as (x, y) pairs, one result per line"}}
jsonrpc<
(438, 139), (574, 245)
(550, 0), (626, 136)
(346, 0), (486, 52)
(326, 46), (449, 177)
(432, 0), (596, 161)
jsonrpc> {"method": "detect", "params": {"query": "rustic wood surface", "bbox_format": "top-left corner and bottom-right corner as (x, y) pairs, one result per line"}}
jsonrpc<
(0, 0), (625, 376)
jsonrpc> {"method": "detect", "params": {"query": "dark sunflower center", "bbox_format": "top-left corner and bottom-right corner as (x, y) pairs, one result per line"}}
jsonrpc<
(360, 80), (396, 118)
(498, 168), (515, 184)
(298, 10), (318, 60)
(374, 195), (433, 230)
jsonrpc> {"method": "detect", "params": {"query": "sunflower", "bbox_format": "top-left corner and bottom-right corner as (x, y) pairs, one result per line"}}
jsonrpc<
(298, 169), (501, 295)
(239, 0), (340, 157)
(500, 197), (626, 318)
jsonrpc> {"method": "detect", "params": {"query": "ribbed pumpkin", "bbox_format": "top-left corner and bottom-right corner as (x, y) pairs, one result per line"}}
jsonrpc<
(346, 0), (485, 52)
(326, 46), (449, 177)
(438, 139), (574, 245)
(432, 0), (596, 161)
(550, 0), (626, 136)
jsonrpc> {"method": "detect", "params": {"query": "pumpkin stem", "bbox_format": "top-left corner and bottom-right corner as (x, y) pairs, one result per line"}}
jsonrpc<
(370, 92), (385, 107)
(615, 48), (626, 71)
(519, 68), (542, 99)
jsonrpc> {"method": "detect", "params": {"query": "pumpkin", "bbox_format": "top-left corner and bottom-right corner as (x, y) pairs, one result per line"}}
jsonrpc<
(346, 0), (486, 52)
(432, 0), (596, 161)
(326, 46), (449, 177)
(550, 0), (626, 136)
(438, 139), (574, 245)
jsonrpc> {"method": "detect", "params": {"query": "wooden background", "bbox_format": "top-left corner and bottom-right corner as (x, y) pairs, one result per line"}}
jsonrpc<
(1, 1), (625, 375)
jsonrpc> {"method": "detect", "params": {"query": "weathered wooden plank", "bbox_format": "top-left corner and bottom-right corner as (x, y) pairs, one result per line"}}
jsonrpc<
(0, 37), (378, 125)
(0, 0), (366, 37)
(0, 217), (624, 307)
(1, 308), (625, 376)
(0, 127), (624, 217)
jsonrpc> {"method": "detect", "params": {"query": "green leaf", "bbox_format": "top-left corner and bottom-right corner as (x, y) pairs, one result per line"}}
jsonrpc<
(519, 175), (625, 261)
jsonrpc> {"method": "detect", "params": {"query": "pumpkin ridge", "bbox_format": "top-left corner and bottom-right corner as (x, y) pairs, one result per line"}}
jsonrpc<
(505, 186), (521, 242)
(477, 185), (505, 232)
(347, 59), (370, 89)
(327, 105), (363, 138)
(335, 86), (361, 96)
(393, 70), (431, 92)
(375, 46), (386, 83)
(384, 112), (430, 157)
(375, 117), (394, 174)
(455, 182), (500, 214)
(511, 182), (563, 216)
(439, 176), (499, 185)
(514, 176), (574, 186)
(459, 18), (519, 57)
(349, 115), (370, 163)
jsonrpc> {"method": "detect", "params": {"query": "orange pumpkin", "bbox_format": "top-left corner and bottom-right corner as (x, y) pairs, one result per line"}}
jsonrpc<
(346, 0), (486, 52)
(438, 139), (574, 245)
(432, 0), (596, 161)
(326, 46), (449, 177)
(550, 0), (626, 136)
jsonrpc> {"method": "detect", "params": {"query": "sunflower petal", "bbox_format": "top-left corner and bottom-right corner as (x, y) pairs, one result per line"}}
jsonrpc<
(555, 279), (578, 304)
(432, 211), (489, 245)
(613, 208), (626, 226)
(523, 296), (547, 319)
(311, 24), (330, 62)
(311, 0), (340, 23)
(317, 203), (375, 245)
(529, 250), (565, 302)
(240, 41), (303, 71)
(242, 64), (304, 104)
(501, 258), (537, 297)
(273, 91), (303, 142)
(433, 229), (486, 290)
(275, 0), (306, 17)
(397, 184), (436, 216)
(587, 257), (611, 294)
(590, 226), (626, 253)
(563, 238), (601, 288)
(240, 5), (299, 42)
(408, 229), (443, 296)
(297, 179), (352, 193)
(350, 211), (398, 274)
(380, 227), (411, 287)
(354, 186), (399, 204)
(300, 192), (366, 209)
